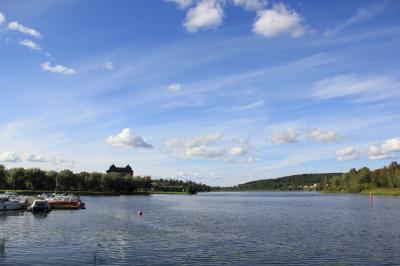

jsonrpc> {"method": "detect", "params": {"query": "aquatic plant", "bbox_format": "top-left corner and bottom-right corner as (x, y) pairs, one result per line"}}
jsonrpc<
(0, 237), (8, 255)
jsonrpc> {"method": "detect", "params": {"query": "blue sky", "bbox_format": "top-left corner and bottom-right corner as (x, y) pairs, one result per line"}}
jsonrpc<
(0, 0), (399, 186)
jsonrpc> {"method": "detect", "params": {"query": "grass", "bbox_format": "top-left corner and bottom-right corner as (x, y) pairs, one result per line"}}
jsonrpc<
(361, 188), (400, 196)
(150, 191), (190, 195)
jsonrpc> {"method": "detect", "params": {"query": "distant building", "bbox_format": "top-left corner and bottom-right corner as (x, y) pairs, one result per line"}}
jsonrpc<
(106, 164), (134, 177)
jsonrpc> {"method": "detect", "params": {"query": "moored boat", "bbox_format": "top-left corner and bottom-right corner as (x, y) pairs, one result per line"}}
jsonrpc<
(27, 200), (51, 212)
(43, 194), (86, 210)
(0, 196), (25, 211)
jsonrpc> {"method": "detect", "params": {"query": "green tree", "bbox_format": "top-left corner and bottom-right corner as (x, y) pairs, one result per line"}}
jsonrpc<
(87, 172), (103, 191)
(0, 165), (6, 189)
(25, 168), (46, 191)
(58, 169), (76, 191)
(6, 168), (26, 190)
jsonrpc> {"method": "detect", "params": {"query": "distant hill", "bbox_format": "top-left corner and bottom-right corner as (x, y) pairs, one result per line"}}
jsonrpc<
(214, 173), (341, 191)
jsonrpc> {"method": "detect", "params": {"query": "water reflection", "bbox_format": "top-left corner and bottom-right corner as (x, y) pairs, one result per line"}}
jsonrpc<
(30, 212), (50, 219)
(0, 210), (25, 220)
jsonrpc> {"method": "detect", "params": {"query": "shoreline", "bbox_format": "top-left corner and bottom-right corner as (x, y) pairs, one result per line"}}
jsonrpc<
(0, 190), (193, 196)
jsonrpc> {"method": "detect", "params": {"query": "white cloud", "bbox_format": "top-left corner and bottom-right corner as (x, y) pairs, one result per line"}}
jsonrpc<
(19, 39), (41, 52)
(210, 171), (220, 178)
(334, 137), (400, 161)
(165, 133), (221, 149)
(229, 147), (247, 156)
(369, 137), (400, 160)
(368, 145), (392, 160)
(185, 145), (225, 158)
(308, 129), (340, 142)
(0, 151), (68, 164)
(247, 156), (259, 163)
(336, 147), (360, 161)
(381, 137), (400, 153)
(106, 128), (153, 149)
(40, 62), (76, 75)
(104, 61), (114, 70)
(252, 3), (307, 38)
(232, 0), (266, 11)
(183, 0), (224, 32)
(167, 83), (182, 92)
(166, 0), (193, 9)
(163, 133), (256, 162)
(311, 74), (400, 101)
(8, 21), (42, 38)
(270, 128), (300, 144)
(0, 151), (20, 162)
(0, 12), (5, 25)
(325, 4), (386, 37)
(21, 153), (47, 162)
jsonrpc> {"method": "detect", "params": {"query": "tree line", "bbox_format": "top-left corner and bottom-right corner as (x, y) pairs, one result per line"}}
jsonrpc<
(323, 162), (400, 192)
(213, 173), (340, 191)
(0, 165), (211, 194)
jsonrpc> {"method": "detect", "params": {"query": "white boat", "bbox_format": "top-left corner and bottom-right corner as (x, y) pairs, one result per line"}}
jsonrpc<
(27, 200), (51, 212)
(0, 196), (26, 211)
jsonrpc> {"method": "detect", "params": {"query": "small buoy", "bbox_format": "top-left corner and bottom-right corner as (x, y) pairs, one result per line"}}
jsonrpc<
(136, 210), (143, 216)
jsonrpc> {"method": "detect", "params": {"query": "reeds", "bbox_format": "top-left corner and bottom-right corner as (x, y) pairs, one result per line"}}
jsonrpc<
(92, 243), (102, 266)
(0, 238), (7, 255)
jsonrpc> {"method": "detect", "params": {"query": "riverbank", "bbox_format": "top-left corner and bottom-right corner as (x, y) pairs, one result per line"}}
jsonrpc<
(361, 188), (400, 196)
(322, 188), (400, 196)
(0, 190), (193, 196)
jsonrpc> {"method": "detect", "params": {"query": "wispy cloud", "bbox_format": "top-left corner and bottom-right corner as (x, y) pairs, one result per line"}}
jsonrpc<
(269, 128), (300, 144)
(104, 61), (114, 70)
(233, 0), (266, 11)
(311, 74), (400, 101)
(325, 3), (387, 37)
(336, 146), (360, 161)
(40, 62), (76, 75)
(165, 133), (221, 149)
(8, 21), (42, 38)
(308, 129), (340, 142)
(167, 83), (182, 92)
(0, 11), (5, 25)
(231, 100), (264, 112)
(165, 0), (193, 9)
(0, 151), (71, 164)
(19, 39), (41, 52)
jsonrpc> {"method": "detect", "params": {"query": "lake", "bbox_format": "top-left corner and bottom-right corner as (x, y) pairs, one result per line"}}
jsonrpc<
(1, 192), (400, 265)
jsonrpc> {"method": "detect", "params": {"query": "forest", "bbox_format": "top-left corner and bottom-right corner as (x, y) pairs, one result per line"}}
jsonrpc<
(323, 162), (400, 193)
(0, 165), (211, 194)
(213, 173), (341, 191)
(213, 162), (400, 193)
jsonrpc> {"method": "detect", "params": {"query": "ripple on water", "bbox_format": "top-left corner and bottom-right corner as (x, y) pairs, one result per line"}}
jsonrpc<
(1, 192), (400, 265)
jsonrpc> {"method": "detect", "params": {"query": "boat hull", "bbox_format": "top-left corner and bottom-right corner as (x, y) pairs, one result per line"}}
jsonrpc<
(0, 202), (25, 211)
(48, 201), (82, 210)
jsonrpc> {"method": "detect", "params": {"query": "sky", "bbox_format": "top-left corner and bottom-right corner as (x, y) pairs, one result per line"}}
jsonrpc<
(0, 0), (399, 186)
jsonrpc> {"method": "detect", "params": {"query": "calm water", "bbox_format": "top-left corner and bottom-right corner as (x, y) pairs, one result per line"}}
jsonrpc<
(1, 192), (400, 265)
